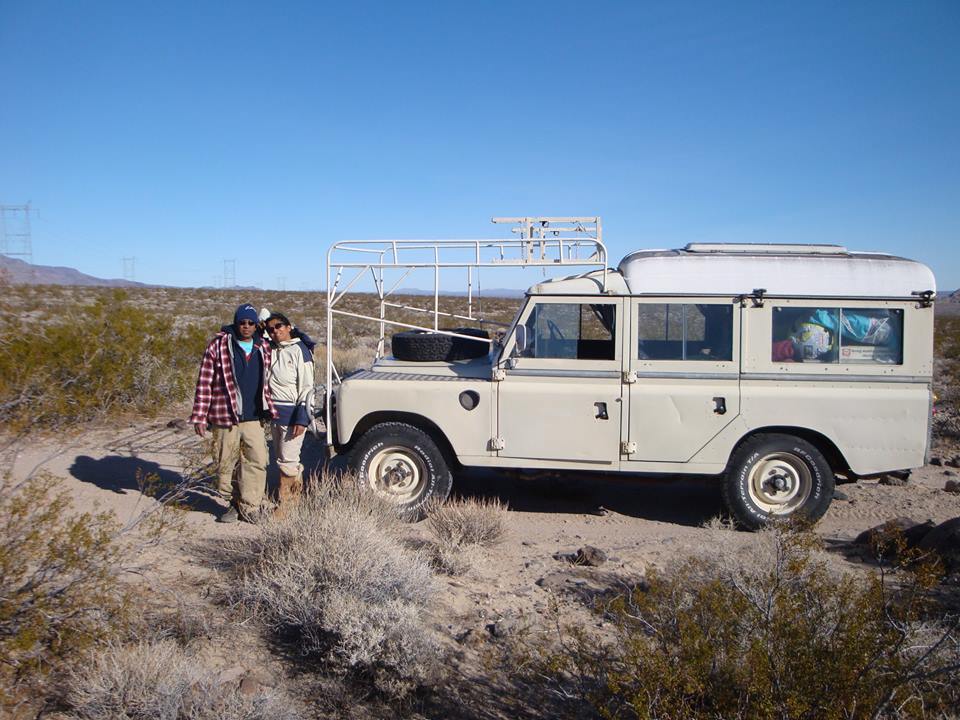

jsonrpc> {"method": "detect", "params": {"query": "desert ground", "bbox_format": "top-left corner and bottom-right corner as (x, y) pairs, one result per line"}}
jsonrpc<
(4, 403), (960, 718)
(2, 284), (960, 718)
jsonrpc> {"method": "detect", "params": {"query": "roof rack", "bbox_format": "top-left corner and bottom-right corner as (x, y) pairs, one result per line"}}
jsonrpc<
(323, 217), (607, 435)
(684, 242), (849, 255)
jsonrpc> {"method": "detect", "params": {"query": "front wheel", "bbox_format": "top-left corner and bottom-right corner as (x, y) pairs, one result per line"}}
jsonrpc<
(722, 433), (834, 530)
(347, 422), (453, 521)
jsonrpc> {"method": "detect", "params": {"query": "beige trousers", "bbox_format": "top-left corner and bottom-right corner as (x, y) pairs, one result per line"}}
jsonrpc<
(211, 421), (268, 515)
(271, 423), (306, 476)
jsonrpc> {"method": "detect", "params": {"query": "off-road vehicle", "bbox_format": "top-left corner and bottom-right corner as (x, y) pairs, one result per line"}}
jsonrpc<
(320, 217), (936, 529)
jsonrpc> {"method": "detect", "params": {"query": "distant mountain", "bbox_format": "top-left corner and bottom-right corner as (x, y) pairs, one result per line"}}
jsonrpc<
(937, 289), (960, 316)
(0, 254), (147, 287)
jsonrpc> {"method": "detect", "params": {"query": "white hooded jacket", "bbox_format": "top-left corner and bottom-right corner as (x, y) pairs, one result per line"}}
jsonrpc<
(267, 338), (314, 427)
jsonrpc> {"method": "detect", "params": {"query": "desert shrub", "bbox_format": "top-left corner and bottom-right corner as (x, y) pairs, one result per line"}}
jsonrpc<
(427, 496), (507, 549)
(425, 496), (507, 575)
(0, 287), (208, 429)
(145, 600), (223, 646)
(522, 524), (960, 720)
(935, 315), (960, 362)
(222, 474), (443, 699)
(63, 638), (304, 720)
(0, 473), (129, 707)
(933, 316), (960, 444)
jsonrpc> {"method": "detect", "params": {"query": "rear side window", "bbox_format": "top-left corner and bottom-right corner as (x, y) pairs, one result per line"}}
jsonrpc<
(637, 304), (733, 361)
(771, 307), (903, 364)
(523, 303), (616, 360)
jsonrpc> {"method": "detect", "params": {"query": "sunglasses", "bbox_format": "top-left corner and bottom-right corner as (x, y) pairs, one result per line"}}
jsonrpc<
(237, 320), (257, 327)
(266, 323), (287, 333)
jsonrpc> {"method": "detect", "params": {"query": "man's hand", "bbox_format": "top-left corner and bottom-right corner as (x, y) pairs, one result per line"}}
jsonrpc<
(194, 422), (206, 437)
(291, 424), (306, 438)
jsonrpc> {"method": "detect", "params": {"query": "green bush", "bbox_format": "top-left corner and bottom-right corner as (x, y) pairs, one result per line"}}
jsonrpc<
(523, 524), (960, 720)
(0, 288), (208, 429)
(0, 473), (129, 708)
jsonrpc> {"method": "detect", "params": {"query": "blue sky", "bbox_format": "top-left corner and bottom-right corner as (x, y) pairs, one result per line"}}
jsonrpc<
(1, 1), (958, 290)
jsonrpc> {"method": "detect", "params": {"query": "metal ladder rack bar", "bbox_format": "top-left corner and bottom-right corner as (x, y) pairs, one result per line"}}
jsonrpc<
(323, 217), (607, 443)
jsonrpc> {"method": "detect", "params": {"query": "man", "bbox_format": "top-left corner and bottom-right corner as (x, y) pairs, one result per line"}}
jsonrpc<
(190, 303), (277, 523)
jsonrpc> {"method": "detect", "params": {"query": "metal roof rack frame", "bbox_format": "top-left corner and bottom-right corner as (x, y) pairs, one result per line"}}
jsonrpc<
(323, 216), (607, 437)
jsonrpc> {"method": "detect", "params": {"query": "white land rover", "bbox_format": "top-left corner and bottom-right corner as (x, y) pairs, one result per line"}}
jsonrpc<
(320, 217), (936, 529)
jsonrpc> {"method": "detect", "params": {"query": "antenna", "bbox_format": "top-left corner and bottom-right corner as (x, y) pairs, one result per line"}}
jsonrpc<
(223, 259), (236, 288)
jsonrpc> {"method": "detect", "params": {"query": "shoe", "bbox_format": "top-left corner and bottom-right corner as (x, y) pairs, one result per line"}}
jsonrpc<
(216, 506), (240, 524)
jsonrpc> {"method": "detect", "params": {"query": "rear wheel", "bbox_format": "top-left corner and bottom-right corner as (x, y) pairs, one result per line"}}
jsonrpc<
(722, 433), (834, 530)
(347, 422), (453, 521)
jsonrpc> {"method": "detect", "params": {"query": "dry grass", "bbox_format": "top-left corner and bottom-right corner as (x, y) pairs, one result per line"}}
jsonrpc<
(427, 496), (507, 548)
(220, 473), (444, 699)
(423, 497), (507, 575)
(62, 639), (305, 720)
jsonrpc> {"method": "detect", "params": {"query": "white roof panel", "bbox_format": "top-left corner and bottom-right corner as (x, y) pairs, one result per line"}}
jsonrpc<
(616, 247), (936, 298)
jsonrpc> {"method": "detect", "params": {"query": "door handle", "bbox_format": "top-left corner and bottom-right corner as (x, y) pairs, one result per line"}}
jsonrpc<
(713, 397), (727, 415)
(594, 402), (609, 420)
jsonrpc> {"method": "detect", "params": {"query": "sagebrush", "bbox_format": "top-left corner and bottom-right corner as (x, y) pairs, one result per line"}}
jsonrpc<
(63, 638), (304, 720)
(221, 474), (444, 699)
(425, 496), (507, 575)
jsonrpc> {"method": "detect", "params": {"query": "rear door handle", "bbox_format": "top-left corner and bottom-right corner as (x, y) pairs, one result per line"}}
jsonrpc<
(594, 402), (609, 420)
(713, 397), (727, 415)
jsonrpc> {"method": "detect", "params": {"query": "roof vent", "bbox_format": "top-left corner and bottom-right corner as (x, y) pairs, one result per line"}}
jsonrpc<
(683, 243), (849, 255)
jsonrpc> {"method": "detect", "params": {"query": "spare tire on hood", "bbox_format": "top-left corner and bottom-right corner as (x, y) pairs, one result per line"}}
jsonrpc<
(391, 328), (490, 362)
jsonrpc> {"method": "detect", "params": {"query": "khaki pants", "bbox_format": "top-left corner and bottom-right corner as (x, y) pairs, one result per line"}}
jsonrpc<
(211, 421), (268, 515)
(271, 423), (306, 476)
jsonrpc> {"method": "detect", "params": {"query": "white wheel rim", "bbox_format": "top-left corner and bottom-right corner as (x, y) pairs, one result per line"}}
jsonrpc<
(367, 446), (426, 503)
(747, 452), (812, 515)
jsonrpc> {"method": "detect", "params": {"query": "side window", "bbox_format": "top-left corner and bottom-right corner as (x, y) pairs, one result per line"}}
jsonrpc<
(637, 304), (733, 361)
(771, 307), (903, 364)
(522, 303), (616, 360)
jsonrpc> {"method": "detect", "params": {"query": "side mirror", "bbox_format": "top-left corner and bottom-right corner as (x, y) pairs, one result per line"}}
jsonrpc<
(513, 324), (528, 357)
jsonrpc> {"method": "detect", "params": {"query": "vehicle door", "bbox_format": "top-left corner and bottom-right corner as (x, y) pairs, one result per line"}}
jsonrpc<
(496, 297), (624, 464)
(624, 298), (741, 462)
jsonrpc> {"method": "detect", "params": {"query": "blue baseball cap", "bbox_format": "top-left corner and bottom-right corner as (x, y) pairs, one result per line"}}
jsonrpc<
(233, 304), (258, 325)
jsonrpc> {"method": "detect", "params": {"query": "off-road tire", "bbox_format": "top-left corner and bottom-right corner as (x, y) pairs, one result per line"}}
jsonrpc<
(722, 433), (834, 530)
(347, 422), (453, 521)
(391, 328), (489, 362)
(448, 327), (490, 360)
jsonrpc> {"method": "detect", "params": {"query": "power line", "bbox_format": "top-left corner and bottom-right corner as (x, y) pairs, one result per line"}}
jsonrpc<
(122, 257), (136, 282)
(223, 259), (236, 288)
(0, 202), (34, 265)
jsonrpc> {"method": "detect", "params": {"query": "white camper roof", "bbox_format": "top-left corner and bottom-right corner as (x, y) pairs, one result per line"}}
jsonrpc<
(616, 243), (936, 298)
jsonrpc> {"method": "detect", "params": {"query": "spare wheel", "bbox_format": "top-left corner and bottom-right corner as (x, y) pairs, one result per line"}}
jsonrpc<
(391, 328), (489, 362)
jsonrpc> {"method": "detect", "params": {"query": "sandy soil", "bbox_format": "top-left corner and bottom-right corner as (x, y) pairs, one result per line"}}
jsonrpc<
(6, 410), (960, 718)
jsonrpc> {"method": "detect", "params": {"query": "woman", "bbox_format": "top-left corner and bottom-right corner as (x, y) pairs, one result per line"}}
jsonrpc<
(264, 312), (315, 512)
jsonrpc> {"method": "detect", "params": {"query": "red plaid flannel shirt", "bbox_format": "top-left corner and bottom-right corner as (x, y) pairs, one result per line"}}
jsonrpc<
(190, 332), (277, 427)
